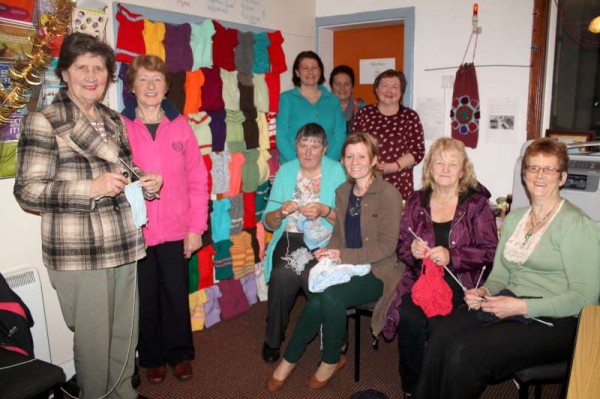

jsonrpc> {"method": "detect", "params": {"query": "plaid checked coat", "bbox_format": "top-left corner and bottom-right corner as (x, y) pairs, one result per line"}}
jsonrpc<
(14, 90), (146, 271)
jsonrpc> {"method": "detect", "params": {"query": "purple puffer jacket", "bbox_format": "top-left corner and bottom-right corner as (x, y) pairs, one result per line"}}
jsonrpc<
(382, 184), (498, 340)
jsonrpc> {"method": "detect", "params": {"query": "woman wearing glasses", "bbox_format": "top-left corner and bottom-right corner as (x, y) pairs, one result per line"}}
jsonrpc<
(267, 132), (403, 391)
(416, 138), (600, 399)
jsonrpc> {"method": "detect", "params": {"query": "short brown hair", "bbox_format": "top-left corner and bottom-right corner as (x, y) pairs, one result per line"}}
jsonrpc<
(373, 69), (407, 102)
(125, 55), (171, 92)
(341, 132), (380, 183)
(422, 137), (478, 193)
(55, 33), (116, 86)
(521, 137), (569, 177)
(295, 122), (328, 147)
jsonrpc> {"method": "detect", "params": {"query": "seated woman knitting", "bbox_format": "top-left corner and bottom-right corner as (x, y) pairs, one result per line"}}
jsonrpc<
(267, 132), (404, 391)
(415, 138), (600, 399)
(395, 137), (498, 398)
(261, 123), (346, 363)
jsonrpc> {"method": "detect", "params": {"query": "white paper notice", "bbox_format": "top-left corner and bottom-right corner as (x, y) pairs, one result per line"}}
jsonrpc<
(359, 58), (396, 85)
(486, 98), (519, 144)
(416, 97), (445, 140)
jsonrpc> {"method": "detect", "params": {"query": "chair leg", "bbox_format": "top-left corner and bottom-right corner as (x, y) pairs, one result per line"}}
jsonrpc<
(53, 383), (65, 399)
(519, 382), (530, 399)
(354, 313), (360, 382)
(559, 383), (567, 399)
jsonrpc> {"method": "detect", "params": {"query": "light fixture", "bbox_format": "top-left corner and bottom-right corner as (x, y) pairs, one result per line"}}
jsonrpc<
(589, 15), (600, 33)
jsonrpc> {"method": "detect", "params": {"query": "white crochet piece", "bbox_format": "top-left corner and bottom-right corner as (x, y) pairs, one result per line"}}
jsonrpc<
(282, 247), (314, 275)
(308, 257), (371, 293)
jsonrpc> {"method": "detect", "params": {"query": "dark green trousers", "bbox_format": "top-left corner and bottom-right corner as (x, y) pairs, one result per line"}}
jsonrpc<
(283, 272), (383, 364)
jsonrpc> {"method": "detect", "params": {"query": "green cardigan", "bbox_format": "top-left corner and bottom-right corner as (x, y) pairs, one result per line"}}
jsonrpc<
(484, 200), (600, 318)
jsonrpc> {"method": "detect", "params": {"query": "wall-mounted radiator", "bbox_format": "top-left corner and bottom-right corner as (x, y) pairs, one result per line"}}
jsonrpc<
(3, 267), (52, 363)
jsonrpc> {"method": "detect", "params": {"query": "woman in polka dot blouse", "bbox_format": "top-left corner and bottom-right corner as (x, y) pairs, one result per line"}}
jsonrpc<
(352, 69), (425, 199)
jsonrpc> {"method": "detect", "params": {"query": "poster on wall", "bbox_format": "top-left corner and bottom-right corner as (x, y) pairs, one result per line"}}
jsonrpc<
(359, 58), (395, 85)
(485, 97), (519, 144)
(416, 97), (445, 140)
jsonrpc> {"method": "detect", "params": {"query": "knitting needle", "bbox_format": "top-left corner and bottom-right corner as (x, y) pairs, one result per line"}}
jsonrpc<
(474, 266), (486, 291)
(468, 266), (487, 311)
(119, 158), (160, 199)
(531, 317), (554, 327)
(119, 158), (143, 181)
(408, 227), (467, 292)
(266, 198), (285, 204)
(407, 227), (425, 244)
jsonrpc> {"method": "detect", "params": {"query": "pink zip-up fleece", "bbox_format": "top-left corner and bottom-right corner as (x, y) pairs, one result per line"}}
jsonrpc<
(122, 99), (209, 246)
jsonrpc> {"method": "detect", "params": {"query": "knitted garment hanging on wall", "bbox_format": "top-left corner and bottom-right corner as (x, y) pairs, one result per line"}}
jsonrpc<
(450, 29), (480, 149)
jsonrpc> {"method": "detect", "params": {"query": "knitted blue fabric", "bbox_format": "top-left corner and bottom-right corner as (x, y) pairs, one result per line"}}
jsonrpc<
(252, 32), (270, 73)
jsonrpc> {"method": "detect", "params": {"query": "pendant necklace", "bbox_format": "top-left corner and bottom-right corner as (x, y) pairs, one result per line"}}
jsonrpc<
(523, 200), (561, 244)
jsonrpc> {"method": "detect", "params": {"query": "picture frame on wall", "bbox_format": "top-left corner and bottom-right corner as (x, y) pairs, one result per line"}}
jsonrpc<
(546, 129), (594, 152)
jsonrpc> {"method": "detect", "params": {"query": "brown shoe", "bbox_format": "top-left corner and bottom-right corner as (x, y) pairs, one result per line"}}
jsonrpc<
(172, 361), (193, 381)
(307, 355), (346, 389)
(146, 366), (166, 384)
(266, 376), (286, 392)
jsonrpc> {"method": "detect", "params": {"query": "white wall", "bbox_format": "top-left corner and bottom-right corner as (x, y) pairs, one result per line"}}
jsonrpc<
(0, 0), (317, 372)
(316, 0), (540, 201)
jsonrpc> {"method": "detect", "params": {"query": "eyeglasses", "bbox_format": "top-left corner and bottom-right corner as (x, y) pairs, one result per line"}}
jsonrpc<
(524, 165), (562, 175)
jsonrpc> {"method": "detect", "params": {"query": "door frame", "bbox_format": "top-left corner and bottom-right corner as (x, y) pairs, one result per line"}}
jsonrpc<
(315, 7), (415, 107)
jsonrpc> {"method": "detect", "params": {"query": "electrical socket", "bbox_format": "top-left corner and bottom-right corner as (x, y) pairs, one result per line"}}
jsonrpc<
(441, 75), (454, 89)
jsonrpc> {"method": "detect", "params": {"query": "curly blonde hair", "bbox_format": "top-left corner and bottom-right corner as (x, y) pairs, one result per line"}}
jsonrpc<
(421, 137), (478, 193)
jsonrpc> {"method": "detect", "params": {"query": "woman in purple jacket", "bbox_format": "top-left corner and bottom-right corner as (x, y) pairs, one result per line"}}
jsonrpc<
(396, 137), (498, 398)
(122, 55), (209, 384)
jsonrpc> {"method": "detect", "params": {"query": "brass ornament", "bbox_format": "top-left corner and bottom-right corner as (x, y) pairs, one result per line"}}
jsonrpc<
(0, 0), (74, 125)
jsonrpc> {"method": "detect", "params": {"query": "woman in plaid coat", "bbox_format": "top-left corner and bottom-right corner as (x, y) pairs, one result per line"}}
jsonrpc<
(14, 33), (161, 399)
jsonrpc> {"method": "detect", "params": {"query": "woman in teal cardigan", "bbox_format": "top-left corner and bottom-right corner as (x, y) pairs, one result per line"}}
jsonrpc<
(276, 51), (346, 163)
(416, 138), (600, 399)
(261, 123), (346, 364)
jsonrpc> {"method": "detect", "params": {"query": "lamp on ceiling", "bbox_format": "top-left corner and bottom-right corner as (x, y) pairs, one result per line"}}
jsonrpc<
(589, 15), (600, 33)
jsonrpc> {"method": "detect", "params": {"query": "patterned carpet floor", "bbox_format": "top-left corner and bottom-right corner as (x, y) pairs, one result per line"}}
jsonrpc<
(138, 299), (562, 399)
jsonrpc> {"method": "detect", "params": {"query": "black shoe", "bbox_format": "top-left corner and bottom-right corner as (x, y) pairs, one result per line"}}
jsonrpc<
(262, 342), (280, 363)
(132, 364), (141, 388)
(61, 374), (80, 397)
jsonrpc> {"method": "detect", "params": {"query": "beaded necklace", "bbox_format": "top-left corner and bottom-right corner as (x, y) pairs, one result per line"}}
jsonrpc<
(136, 107), (164, 124)
(523, 200), (561, 244)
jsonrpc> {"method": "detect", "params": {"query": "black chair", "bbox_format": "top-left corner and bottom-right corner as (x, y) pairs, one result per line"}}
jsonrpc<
(347, 301), (377, 382)
(0, 348), (65, 399)
(512, 361), (568, 399)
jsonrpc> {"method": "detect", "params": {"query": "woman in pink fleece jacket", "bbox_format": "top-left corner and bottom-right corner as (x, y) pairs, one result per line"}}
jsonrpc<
(122, 55), (209, 384)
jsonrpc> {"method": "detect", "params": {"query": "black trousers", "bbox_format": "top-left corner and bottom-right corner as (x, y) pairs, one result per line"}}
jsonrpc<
(264, 232), (317, 348)
(398, 275), (464, 393)
(137, 241), (195, 368)
(415, 305), (577, 399)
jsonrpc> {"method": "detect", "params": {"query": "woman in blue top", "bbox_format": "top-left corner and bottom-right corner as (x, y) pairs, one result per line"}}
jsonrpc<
(261, 123), (346, 364)
(276, 51), (346, 162)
